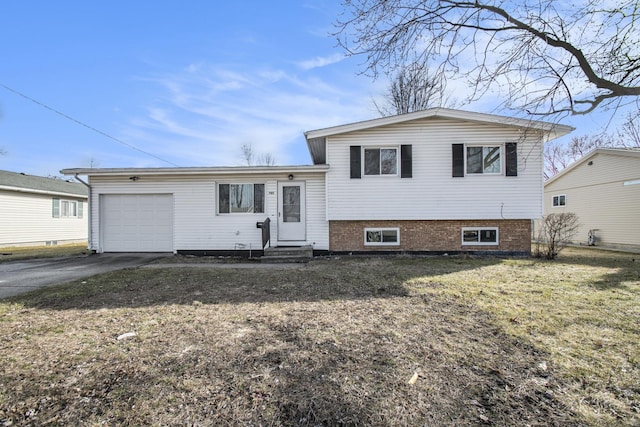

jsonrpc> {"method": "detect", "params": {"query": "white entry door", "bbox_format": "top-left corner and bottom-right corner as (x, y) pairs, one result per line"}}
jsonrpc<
(277, 181), (306, 242)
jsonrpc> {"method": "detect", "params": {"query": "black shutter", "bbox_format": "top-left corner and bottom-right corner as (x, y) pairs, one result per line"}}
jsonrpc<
(505, 142), (518, 176)
(400, 144), (412, 178)
(350, 145), (361, 179)
(452, 144), (464, 177)
(218, 184), (229, 213)
(254, 184), (265, 213)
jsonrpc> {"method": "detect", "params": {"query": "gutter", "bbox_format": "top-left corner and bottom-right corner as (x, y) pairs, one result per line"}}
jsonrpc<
(73, 174), (92, 251)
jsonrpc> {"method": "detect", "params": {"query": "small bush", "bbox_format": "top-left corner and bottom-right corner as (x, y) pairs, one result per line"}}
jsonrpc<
(534, 212), (579, 259)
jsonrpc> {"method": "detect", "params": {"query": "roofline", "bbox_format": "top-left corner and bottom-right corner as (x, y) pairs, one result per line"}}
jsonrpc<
(61, 164), (330, 177)
(545, 147), (640, 186)
(304, 108), (575, 140)
(0, 184), (88, 198)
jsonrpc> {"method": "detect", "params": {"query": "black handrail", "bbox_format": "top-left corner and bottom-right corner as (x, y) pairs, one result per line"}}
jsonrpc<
(256, 217), (271, 249)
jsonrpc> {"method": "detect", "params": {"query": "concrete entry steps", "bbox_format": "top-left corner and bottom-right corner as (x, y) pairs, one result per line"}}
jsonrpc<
(261, 245), (313, 263)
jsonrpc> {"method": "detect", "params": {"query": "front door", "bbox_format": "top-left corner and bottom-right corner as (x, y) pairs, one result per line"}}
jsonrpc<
(278, 181), (306, 242)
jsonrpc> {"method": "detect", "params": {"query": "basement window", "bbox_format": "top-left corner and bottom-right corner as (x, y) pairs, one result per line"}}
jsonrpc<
(364, 228), (400, 246)
(462, 227), (499, 245)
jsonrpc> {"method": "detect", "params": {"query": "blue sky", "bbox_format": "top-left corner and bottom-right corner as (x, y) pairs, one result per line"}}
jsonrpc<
(0, 1), (631, 177)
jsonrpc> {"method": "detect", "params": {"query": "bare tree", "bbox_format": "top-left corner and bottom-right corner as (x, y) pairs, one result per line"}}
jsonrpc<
(544, 112), (640, 178)
(241, 143), (276, 166)
(616, 112), (640, 147)
(534, 212), (580, 259)
(336, 1), (640, 117)
(241, 143), (255, 166)
(374, 63), (451, 116)
(257, 152), (277, 166)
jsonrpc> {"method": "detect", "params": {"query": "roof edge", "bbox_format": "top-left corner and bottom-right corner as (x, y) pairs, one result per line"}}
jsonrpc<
(61, 164), (330, 176)
(545, 147), (640, 186)
(304, 108), (575, 140)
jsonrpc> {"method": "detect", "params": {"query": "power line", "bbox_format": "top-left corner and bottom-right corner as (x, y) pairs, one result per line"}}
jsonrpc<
(0, 83), (180, 167)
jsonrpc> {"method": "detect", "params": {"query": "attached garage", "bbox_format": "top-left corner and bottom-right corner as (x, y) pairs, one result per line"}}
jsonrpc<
(100, 194), (174, 252)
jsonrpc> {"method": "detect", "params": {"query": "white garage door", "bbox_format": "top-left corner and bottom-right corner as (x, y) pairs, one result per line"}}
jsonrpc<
(101, 194), (174, 252)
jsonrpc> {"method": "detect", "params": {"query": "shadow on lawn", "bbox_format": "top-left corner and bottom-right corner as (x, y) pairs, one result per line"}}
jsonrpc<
(0, 256), (582, 426)
(10, 256), (505, 310)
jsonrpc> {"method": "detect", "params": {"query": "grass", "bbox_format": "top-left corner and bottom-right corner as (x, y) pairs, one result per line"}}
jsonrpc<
(0, 243), (88, 263)
(0, 247), (638, 426)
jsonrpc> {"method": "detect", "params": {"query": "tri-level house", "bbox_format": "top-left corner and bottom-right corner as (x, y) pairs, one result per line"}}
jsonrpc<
(61, 108), (573, 256)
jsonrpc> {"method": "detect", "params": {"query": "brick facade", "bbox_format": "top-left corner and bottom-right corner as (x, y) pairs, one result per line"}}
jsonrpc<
(329, 219), (531, 254)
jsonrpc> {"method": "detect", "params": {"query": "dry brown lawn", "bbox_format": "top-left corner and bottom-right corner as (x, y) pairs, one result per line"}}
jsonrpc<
(1, 247), (638, 426)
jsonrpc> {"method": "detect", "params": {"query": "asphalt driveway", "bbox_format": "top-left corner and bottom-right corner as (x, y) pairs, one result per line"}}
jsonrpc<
(0, 253), (167, 299)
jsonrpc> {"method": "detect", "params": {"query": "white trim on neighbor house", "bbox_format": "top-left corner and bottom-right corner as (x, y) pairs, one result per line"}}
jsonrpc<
(0, 184), (86, 199)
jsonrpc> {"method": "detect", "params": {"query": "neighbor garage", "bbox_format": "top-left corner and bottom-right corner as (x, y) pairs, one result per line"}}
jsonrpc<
(100, 194), (174, 252)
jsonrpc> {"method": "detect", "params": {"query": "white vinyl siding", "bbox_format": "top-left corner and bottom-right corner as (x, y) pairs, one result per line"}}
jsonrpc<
(0, 190), (88, 247)
(544, 151), (640, 249)
(88, 173), (329, 252)
(326, 117), (544, 221)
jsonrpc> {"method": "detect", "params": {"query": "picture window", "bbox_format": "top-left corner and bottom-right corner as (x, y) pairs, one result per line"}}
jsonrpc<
(218, 183), (265, 214)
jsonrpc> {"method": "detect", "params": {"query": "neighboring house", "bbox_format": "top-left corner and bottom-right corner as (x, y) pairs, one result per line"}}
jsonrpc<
(0, 170), (89, 247)
(61, 108), (573, 255)
(543, 148), (640, 251)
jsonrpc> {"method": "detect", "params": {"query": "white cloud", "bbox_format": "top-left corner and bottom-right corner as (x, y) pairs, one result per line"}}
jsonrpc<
(124, 63), (372, 167)
(296, 53), (345, 70)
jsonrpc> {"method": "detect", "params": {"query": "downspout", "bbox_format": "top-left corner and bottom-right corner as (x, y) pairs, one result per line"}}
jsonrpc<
(73, 174), (92, 252)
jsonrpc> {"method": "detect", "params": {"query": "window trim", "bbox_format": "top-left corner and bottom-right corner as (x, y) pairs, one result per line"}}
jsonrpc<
(465, 145), (503, 175)
(218, 183), (265, 214)
(364, 227), (400, 246)
(52, 198), (83, 219)
(461, 227), (499, 246)
(552, 194), (566, 207)
(363, 146), (399, 177)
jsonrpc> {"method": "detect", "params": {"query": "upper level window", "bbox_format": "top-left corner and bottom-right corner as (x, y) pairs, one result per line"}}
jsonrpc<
(552, 194), (566, 207)
(467, 146), (501, 174)
(219, 183), (265, 214)
(364, 148), (397, 176)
